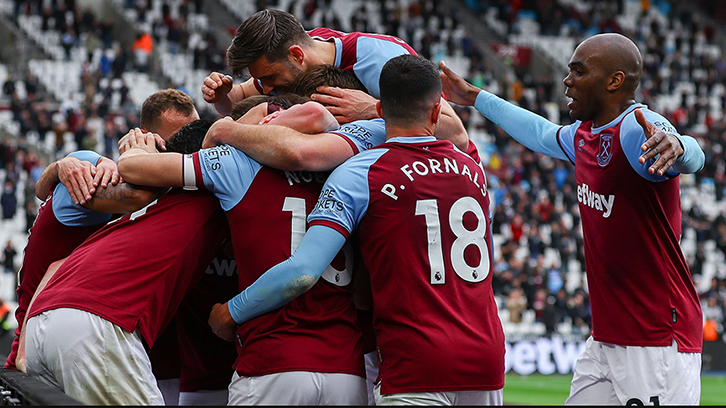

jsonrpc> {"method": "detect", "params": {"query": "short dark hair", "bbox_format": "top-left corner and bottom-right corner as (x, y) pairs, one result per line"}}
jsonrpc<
(227, 9), (311, 77)
(379, 55), (442, 126)
(141, 89), (196, 132)
(229, 94), (310, 120)
(166, 119), (213, 154)
(287, 65), (366, 98)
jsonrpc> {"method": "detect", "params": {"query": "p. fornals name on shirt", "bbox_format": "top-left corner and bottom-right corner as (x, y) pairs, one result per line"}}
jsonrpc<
(577, 183), (615, 218)
(382, 157), (488, 201)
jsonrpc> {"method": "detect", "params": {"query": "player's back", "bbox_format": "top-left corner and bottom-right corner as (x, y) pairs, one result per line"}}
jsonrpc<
(348, 137), (505, 394)
(225, 165), (363, 378)
(29, 189), (227, 348)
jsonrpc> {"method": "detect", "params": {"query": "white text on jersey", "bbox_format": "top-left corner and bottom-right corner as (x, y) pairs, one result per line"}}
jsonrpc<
(284, 170), (327, 186)
(382, 157), (487, 200)
(577, 183), (615, 218)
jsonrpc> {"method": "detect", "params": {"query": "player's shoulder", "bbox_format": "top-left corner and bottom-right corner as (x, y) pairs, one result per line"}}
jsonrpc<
(622, 106), (678, 136)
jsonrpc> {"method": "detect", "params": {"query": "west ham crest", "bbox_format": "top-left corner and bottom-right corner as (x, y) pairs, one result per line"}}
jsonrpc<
(596, 134), (613, 167)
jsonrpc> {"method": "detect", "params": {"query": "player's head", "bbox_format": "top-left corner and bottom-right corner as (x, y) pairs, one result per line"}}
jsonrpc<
(141, 89), (200, 141)
(230, 94), (309, 120)
(563, 33), (642, 122)
(287, 65), (366, 98)
(227, 9), (312, 93)
(166, 119), (213, 154)
(378, 55), (442, 128)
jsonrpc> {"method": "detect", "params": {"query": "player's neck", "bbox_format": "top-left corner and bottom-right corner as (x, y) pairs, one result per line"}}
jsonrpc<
(385, 123), (436, 140)
(310, 40), (337, 66)
(593, 99), (637, 128)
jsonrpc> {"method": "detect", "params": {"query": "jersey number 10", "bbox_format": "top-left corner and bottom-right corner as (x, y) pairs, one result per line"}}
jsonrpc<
(415, 196), (490, 285)
(283, 197), (354, 287)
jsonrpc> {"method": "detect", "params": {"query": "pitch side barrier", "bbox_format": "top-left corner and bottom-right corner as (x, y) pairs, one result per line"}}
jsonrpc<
(505, 334), (587, 375)
(507, 335), (726, 375)
(0, 369), (81, 405)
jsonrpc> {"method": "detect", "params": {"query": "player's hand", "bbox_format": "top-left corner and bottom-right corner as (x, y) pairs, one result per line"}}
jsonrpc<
(636, 109), (683, 176)
(58, 156), (96, 205)
(209, 302), (237, 342)
(203, 117), (236, 148)
(125, 128), (161, 155)
(439, 60), (481, 106)
(311, 86), (379, 124)
(259, 110), (282, 125)
(119, 129), (166, 154)
(94, 157), (121, 190)
(202, 72), (234, 104)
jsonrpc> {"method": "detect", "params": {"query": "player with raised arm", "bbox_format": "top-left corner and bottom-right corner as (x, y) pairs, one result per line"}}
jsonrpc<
(207, 54), (506, 406)
(201, 9), (468, 150)
(439, 33), (705, 405)
(23, 120), (228, 405)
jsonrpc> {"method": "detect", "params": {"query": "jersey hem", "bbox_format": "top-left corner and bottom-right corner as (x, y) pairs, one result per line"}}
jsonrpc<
(380, 382), (505, 395)
(235, 367), (365, 379)
(592, 335), (702, 353)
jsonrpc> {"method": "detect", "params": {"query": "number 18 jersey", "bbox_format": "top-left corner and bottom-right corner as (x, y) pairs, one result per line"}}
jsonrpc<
(308, 136), (505, 395)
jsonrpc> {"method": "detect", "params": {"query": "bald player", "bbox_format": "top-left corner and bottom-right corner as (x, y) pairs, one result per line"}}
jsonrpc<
(440, 33), (704, 405)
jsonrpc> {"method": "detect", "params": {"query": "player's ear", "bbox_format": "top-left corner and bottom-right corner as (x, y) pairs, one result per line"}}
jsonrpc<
(607, 71), (625, 92)
(288, 45), (305, 67)
(430, 102), (442, 126)
(375, 101), (383, 119)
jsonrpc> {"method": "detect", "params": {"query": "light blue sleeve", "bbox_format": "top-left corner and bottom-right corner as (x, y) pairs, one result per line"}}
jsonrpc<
(354, 37), (412, 98)
(196, 145), (263, 211)
(67, 150), (103, 165)
(52, 151), (112, 226)
(473, 90), (570, 161)
(331, 119), (387, 154)
(619, 109), (705, 181)
(307, 149), (387, 234)
(227, 225), (347, 323)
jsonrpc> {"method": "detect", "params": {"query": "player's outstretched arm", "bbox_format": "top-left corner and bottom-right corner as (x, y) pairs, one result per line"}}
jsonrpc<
(203, 108), (354, 172)
(117, 129), (186, 188)
(209, 225), (346, 339)
(440, 60), (566, 160)
(635, 109), (704, 175)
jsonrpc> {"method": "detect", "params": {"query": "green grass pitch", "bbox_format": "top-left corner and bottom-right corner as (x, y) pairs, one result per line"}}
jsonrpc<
(503, 373), (726, 405)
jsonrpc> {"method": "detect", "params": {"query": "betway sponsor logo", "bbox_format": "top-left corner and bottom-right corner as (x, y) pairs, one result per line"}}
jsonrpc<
(577, 183), (615, 218)
(505, 336), (586, 375)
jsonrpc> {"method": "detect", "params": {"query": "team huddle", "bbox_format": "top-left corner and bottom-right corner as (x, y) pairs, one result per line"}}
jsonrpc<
(5, 9), (707, 406)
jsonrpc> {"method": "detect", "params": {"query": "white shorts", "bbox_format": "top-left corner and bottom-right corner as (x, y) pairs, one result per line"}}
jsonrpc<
(228, 370), (367, 405)
(566, 336), (701, 405)
(364, 351), (379, 406)
(158, 378), (180, 405)
(25, 308), (164, 405)
(179, 389), (229, 405)
(374, 383), (503, 406)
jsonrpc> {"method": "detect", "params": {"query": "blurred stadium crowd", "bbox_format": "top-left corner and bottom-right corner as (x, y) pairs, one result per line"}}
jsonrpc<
(0, 0), (725, 342)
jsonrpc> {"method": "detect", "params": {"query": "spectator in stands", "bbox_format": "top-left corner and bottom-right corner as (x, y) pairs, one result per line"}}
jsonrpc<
(2, 241), (16, 274)
(1, 181), (17, 220)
